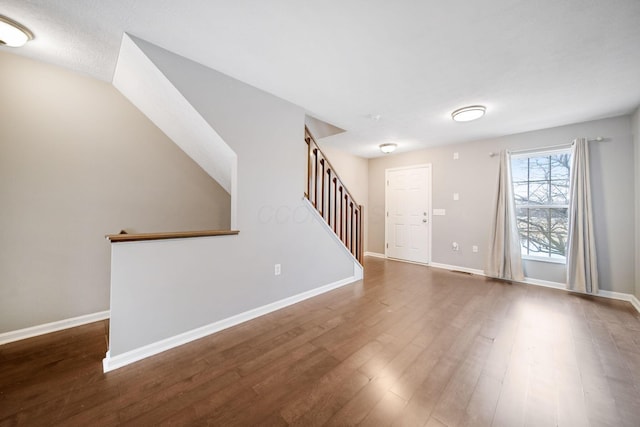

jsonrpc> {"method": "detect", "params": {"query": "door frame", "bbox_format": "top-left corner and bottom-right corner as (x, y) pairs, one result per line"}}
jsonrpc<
(384, 164), (433, 264)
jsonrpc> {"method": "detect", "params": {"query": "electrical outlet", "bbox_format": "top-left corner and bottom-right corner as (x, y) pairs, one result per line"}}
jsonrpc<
(274, 264), (281, 276)
(472, 245), (478, 253)
(453, 152), (459, 160)
(452, 242), (459, 251)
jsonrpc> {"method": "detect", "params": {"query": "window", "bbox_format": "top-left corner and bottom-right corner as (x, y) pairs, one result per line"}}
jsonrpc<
(511, 149), (571, 262)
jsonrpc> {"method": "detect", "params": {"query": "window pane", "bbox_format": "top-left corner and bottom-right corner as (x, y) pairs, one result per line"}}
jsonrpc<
(551, 154), (570, 180)
(511, 158), (529, 183)
(529, 156), (550, 181)
(513, 182), (528, 205)
(550, 180), (569, 204)
(510, 149), (571, 261)
(549, 208), (568, 257)
(516, 207), (529, 233)
(529, 181), (550, 205)
(527, 208), (550, 256)
(516, 207), (529, 255)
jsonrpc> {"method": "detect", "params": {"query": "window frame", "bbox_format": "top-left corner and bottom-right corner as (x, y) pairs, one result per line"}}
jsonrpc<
(510, 147), (572, 264)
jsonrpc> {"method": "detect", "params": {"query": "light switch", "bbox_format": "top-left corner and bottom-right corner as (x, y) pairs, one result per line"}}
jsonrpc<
(453, 152), (459, 160)
(453, 193), (459, 201)
(433, 209), (446, 216)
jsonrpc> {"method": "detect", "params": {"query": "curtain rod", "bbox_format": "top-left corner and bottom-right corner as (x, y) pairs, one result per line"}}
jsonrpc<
(488, 137), (605, 157)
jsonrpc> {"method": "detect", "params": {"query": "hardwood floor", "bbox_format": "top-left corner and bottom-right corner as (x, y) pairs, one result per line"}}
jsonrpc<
(2, 257), (640, 426)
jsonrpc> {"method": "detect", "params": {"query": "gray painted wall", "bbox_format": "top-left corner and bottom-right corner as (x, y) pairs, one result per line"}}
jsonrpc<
(368, 116), (636, 293)
(633, 107), (640, 299)
(0, 51), (231, 333)
(108, 39), (356, 356)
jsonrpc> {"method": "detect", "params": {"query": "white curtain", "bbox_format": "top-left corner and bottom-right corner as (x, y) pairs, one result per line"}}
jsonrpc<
(485, 150), (524, 281)
(566, 138), (598, 293)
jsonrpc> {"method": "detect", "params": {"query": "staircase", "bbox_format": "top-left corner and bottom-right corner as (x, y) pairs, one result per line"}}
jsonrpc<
(305, 127), (363, 264)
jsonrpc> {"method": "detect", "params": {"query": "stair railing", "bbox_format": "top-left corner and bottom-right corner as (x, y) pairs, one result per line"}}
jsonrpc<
(305, 127), (363, 264)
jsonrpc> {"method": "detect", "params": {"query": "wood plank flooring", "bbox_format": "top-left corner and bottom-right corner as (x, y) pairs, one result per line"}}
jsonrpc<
(2, 257), (640, 426)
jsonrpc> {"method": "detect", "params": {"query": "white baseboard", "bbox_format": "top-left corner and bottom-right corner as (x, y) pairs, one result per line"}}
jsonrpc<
(427, 262), (640, 314)
(429, 262), (485, 276)
(0, 310), (110, 345)
(364, 252), (386, 259)
(354, 262), (363, 280)
(521, 277), (565, 290)
(103, 275), (358, 372)
(597, 289), (638, 304)
(521, 279), (640, 310)
(366, 257), (640, 314)
(365, 252), (432, 267)
(429, 261), (566, 291)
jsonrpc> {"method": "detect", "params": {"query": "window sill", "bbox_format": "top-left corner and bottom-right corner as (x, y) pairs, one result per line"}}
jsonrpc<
(522, 255), (566, 265)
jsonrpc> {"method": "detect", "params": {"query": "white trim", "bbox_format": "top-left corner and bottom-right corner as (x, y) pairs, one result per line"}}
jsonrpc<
(427, 262), (640, 314)
(387, 257), (429, 267)
(510, 145), (572, 158)
(383, 164), (434, 172)
(384, 164), (432, 264)
(429, 261), (567, 289)
(113, 34), (236, 194)
(598, 289), (635, 302)
(522, 255), (566, 265)
(373, 255), (433, 268)
(364, 252), (386, 259)
(230, 158), (238, 230)
(520, 279), (640, 307)
(521, 277), (565, 289)
(103, 276), (358, 372)
(428, 262), (484, 276)
(0, 310), (110, 345)
(353, 261), (363, 281)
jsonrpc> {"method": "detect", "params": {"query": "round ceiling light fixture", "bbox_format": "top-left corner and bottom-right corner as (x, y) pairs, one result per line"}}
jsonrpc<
(0, 15), (34, 47)
(451, 105), (486, 122)
(379, 143), (397, 154)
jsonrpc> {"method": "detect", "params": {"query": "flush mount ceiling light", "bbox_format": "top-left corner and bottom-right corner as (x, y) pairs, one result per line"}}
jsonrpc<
(451, 105), (486, 122)
(379, 143), (397, 154)
(0, 15), (34, 47)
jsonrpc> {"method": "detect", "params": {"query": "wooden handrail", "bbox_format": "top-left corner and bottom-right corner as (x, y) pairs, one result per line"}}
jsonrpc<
(305, 126), (363, 263)
(106, 229), (239, 243)
(305, 128), (361, 207)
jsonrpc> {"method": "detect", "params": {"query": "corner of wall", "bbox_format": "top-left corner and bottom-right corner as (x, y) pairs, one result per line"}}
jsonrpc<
(632, 107), (640, 299)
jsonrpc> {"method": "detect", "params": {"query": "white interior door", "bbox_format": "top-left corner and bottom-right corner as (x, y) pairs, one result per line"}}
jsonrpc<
(386, 165), (431, 263)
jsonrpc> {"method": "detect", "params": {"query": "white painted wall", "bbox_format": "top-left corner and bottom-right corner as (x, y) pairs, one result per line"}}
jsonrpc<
(107, 39), (357, 358)
(368, 116), (636, 293)
(304, 114), (345, 139)
(0, 51), (231, 334)
(113, 34), (236, 195)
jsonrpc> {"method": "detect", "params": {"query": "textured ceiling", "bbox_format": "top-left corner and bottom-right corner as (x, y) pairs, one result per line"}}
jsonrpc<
(2, 0), (640, 157)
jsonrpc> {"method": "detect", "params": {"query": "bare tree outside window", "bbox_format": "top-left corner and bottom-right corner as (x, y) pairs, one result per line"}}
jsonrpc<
(511, 151), (571, 260)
